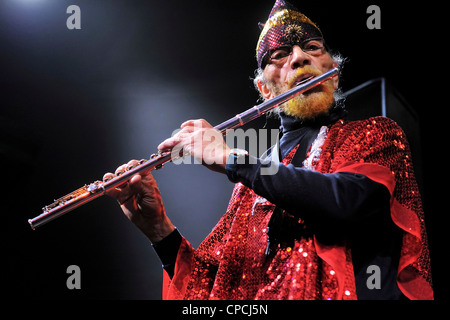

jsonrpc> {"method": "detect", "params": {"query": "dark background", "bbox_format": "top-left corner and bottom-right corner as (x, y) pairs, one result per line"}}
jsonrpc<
(1, 0), (443, 301)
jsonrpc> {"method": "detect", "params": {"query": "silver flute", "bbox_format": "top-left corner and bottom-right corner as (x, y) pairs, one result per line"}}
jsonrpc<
(28, 67), (339, 229)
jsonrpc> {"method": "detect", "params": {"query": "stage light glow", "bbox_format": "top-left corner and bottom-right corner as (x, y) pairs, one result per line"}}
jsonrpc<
(14, 0), (48, 4)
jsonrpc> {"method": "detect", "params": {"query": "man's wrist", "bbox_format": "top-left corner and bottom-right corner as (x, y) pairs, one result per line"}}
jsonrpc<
(141, 216), (175, 244)
(152, 227), (183, 278)
(228, 148), (249, 164)
(225, 148), (249, 182)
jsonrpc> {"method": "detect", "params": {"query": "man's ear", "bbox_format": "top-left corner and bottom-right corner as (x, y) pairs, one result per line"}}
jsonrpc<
(256, 79), (274, 100)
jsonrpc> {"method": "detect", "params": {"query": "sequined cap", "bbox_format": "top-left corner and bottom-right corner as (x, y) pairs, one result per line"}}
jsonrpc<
(256, 0), (323, 68)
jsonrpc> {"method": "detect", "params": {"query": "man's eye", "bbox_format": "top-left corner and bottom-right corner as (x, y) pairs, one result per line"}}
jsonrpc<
(304, 44), (320, 51)
(270, 50), (290, 60)
(303, 41), (323, 51)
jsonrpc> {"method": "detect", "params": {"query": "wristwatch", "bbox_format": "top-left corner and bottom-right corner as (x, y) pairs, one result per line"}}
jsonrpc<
(228, 148), (249, 164)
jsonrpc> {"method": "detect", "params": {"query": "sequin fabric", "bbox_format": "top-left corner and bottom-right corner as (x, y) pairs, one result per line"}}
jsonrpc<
(256, 0), (323, 68)
(164, 116), (433, 300)
(321, 117), (433, 299)
(179, 145), (354, 300)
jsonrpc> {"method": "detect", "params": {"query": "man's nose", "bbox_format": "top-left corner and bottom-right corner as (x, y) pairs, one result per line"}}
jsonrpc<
(289, 45), (311, 69)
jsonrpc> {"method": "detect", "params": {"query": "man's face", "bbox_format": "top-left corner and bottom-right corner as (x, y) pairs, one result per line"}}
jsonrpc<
(257, 40), (339, 119)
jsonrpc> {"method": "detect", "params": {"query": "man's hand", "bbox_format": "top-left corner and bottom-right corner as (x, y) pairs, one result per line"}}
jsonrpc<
(103, 160), (175, 243)
(157, 119), (231, 174)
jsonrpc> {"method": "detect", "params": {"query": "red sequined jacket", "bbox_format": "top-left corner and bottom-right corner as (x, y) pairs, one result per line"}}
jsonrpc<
(162, 116), (433, 300)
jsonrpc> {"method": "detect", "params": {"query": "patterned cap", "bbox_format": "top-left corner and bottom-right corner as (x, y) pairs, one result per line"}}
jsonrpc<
(256, 0), (323, 69)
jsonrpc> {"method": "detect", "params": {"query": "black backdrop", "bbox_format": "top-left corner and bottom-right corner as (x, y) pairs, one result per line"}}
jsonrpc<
(1, 0), (443, 302)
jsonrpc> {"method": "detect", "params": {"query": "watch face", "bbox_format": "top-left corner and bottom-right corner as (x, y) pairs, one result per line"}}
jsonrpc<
(229, 149), (249, 165)
(231, 149), (249, 157)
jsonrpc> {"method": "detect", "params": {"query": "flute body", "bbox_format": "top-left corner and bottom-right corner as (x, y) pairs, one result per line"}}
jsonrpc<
(28, 68), (339, 229)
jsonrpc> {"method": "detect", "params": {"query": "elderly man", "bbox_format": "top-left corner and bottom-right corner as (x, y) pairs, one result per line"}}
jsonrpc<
(103, 0), (432, 300)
